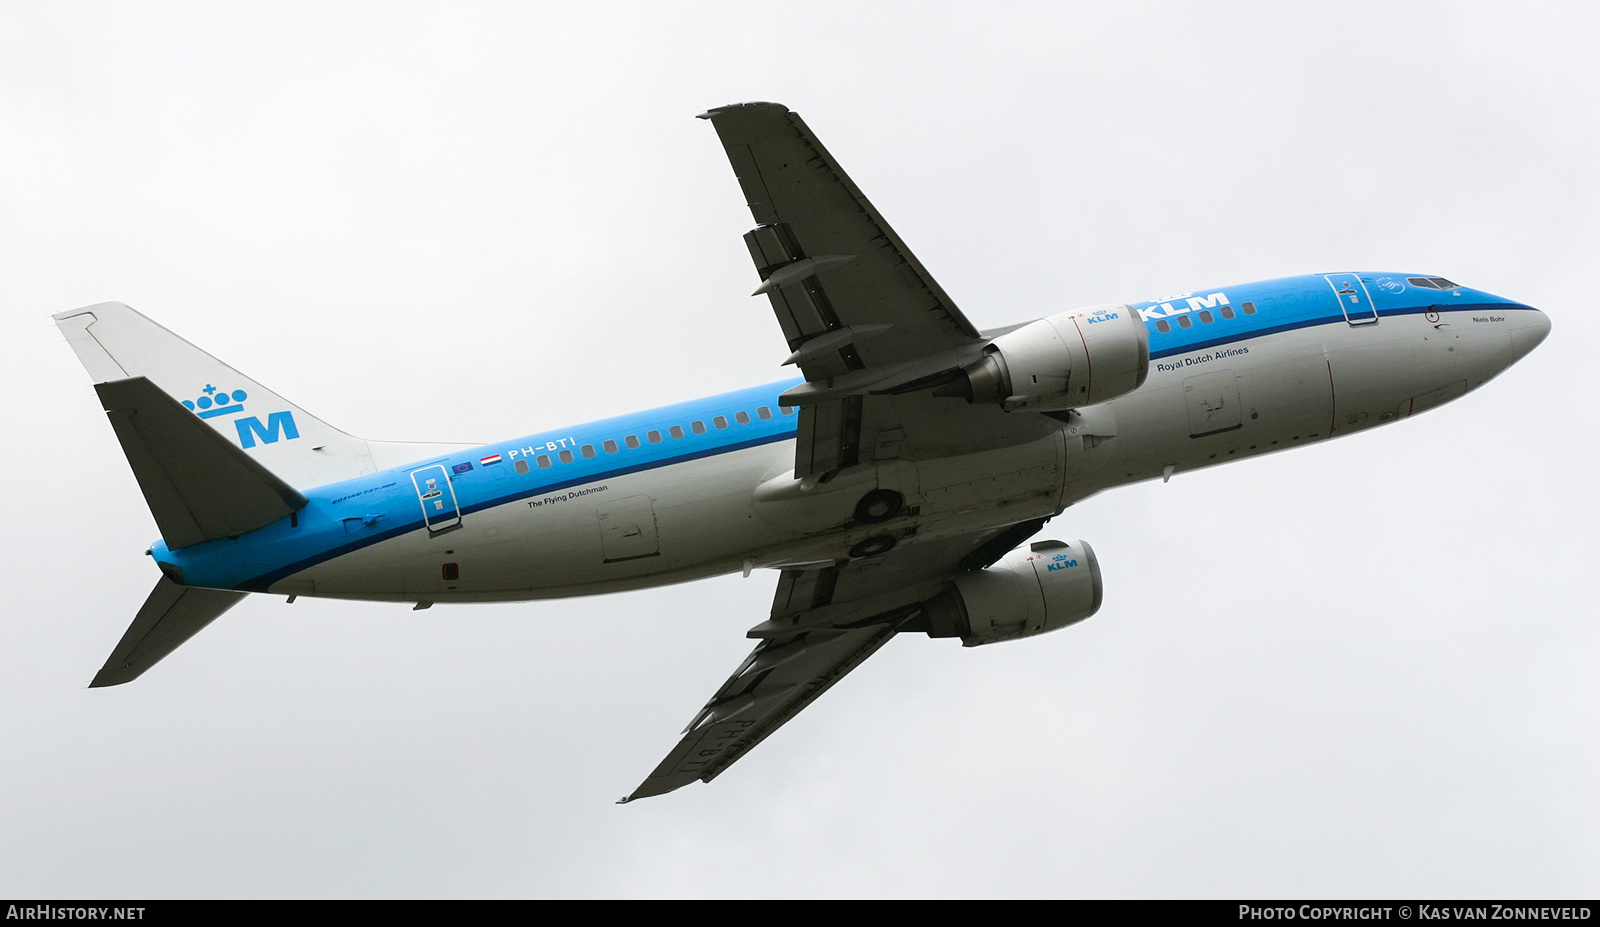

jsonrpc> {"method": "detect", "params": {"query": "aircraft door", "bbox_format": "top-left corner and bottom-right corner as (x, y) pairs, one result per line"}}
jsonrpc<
(1326, 273), (1378, 325)
(409, 464), (462, 533)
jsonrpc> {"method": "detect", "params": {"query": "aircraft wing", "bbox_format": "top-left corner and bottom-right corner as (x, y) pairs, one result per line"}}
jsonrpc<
(621, 519), (1045, 802)
(699, 101), (982, 372)
(701, 102), (1007, 478)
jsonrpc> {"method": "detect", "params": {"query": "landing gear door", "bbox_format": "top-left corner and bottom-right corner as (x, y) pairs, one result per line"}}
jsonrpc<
(1326, 273), (1378, 325)
(410, 464), (462, 533)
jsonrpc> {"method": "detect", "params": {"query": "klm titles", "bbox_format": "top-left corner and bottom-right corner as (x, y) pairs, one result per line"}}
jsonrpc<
(1138, 292), (1228, 322)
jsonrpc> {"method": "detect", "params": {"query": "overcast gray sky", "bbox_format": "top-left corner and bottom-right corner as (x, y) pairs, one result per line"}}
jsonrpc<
(2, 0), (1595, 898)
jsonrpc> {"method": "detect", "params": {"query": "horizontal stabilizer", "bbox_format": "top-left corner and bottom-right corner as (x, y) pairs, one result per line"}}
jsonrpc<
(96, 377), (308, 550)
(92, 577), (247, 687)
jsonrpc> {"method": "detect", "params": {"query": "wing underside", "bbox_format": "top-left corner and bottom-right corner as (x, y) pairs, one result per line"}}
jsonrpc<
(700, 102), (981, 372)
(700, 102), (993, 478)
(623, 620), (900, 801)
(622, 522), (1045, 801)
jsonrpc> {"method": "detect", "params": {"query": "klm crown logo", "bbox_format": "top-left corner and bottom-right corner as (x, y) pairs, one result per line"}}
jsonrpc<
(182, 384), (248, 419)
(182, 384), (299, 449)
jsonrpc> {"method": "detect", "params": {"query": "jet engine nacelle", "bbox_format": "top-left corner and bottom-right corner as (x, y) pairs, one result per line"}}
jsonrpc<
(954, 304), (1149, 411)
(923, 539), (1103, 646)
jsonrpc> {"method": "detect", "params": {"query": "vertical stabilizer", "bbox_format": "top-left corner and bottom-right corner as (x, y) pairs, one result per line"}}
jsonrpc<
(54, 302), (377, 489)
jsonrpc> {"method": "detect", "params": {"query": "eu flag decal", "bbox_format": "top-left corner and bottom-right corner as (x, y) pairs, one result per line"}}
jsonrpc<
(452, 462), (473, 474)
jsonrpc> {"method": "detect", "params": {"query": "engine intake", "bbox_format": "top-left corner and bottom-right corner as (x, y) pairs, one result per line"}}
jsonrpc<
(923, 539), (1103, 646)
(945, 304), (1149, 411)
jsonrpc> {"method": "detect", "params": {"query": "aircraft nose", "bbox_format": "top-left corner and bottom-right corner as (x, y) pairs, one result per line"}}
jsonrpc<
(1508, 308), (1551, 364)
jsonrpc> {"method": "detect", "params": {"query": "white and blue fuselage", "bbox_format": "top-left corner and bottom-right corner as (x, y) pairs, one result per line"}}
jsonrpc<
(147, 272), (1546, 604)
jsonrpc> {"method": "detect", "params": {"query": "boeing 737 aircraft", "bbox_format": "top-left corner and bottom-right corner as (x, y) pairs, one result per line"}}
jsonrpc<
(55, 102), (1550, 801)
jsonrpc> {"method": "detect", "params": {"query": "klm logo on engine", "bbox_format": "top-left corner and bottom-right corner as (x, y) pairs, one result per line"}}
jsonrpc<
(1137, 292), (1229, 322)
(182, 384), (300, 449)
(1046, 554), (1079, 571)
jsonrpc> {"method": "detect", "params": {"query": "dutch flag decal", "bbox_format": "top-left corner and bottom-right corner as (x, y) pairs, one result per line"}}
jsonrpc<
(480, 453), (502, 466)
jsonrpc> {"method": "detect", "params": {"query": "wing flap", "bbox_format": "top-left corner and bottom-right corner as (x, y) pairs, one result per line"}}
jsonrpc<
(96, 376), (308, 550)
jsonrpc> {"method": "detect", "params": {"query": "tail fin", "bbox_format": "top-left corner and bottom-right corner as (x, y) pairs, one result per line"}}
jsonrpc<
(92, 577), (247, 687)
(54, 302), (378, 489)
(59, 302), (472, 687)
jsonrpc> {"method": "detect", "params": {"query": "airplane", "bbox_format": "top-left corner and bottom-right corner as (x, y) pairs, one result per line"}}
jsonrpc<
(54, 102), (1550, 802)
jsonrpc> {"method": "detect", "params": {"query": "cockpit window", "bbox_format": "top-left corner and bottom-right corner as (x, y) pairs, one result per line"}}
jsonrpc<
(1408, 276), (1458, 290)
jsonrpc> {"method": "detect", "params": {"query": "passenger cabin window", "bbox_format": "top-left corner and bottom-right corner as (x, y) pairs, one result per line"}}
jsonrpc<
(1155, 320), (1171, 333)
(603, 439), (618, 454)
(781, 406), (795, 416)
(669, 425), (684, 439)
(558, 449), (574, 464)
(1198, 310), (1214, 324)
(735, 411), (750, 425)
(1176, 315), (1193, 329)
(625, 435), (641, 449)
(514, 459), (530, 475)
(647, 431), (662, 444)
(691, 421), (706, 435)
(1241, 302), (1257, 315)
(758, 407), (773, 420)
(537, 454), (552, 468)
(1221, 306), (1235, 319)
(713, 416), (728, 429)
(581, 445), (596, 459)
